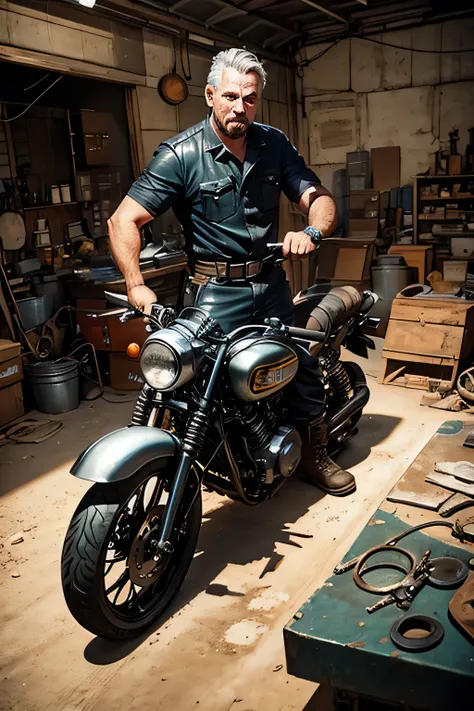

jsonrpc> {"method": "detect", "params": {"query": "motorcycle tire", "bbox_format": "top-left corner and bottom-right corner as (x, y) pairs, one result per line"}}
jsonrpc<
(61, 464), (202, 640)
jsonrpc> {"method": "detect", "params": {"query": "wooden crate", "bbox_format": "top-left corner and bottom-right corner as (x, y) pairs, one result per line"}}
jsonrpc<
(382, 296), (474, 390)
(388, 245), (433, 283)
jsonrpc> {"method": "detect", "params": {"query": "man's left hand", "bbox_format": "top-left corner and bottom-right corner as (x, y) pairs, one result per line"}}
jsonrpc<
(282, 230), (315, 259)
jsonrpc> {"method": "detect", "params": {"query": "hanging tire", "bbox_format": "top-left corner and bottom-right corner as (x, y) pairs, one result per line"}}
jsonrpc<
(61, 463), (202, 640)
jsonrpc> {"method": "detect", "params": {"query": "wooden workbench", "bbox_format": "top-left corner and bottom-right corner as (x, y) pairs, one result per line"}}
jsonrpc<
(284, 420), (474, 710)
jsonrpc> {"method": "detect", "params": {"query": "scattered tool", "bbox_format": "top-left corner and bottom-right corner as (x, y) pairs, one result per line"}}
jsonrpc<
(355, 548), (432, 614)
(334, 521), (456, 575)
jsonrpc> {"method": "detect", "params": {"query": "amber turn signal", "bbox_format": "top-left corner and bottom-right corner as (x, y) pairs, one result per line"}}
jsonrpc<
(127, 342), (141, 359)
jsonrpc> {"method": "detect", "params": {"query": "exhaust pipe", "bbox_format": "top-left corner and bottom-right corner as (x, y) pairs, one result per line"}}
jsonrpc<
(328, 362), (370, 433)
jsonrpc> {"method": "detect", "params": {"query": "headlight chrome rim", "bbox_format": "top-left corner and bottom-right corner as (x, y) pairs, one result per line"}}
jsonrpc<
(140, 340), (180, 391)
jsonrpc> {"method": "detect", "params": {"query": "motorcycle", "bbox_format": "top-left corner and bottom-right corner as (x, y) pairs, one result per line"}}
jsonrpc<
(61, 245), (379, 640)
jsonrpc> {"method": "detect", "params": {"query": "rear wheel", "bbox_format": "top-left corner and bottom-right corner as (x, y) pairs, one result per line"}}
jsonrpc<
(61, 463), (202, 640)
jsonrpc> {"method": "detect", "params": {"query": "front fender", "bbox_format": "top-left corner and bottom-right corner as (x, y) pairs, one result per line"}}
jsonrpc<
(71, 427), (178, 483)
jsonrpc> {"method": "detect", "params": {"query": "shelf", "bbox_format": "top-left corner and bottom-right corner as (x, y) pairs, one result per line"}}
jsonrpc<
(24, 202), (79, 211)
(418, 216), (468, 221)
(420, 196), (474, 201)
(413, 174), (474, 180)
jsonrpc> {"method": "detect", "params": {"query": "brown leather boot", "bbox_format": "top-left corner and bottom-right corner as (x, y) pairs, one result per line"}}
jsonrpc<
(297, 415), (356, 496)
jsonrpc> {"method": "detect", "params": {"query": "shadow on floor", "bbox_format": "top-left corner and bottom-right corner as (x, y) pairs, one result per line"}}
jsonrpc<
(335, 414), (402, 470)
(0, 400), (136, 497)
(83, 414), (401, 666)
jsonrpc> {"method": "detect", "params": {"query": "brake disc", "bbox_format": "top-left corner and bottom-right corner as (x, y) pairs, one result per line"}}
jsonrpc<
(128, 506), (169, 587)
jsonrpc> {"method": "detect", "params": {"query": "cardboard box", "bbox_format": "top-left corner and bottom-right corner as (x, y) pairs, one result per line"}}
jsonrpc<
(109, 352), (145, 391)
(349, 190), (379, 219)
(348, 219), (378, 237)
(443, 260), (468, 282)
(0, 340), (22, 389)
(317, 237), (376, 283)
(388, 245), (433, 283)
(0, 382), (24, 428)
(371, 146), (401, 190)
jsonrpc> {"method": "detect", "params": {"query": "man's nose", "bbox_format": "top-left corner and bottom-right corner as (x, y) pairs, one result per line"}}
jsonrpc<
(233, 96), (245, 114)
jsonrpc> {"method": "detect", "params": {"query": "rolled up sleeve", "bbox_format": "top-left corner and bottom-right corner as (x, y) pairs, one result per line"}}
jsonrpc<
(281, 136), (321, 204)
(127, 144), (184, 218)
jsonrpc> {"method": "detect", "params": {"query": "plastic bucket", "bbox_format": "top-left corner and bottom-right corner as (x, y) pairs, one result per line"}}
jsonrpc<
(26, 360), (80, 414)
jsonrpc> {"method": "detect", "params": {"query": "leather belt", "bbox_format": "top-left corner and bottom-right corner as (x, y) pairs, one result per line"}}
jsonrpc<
(193, 258), (267, 280)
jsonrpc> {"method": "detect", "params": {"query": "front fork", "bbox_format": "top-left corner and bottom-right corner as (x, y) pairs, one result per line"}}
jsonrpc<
(153, 343), (227, 555)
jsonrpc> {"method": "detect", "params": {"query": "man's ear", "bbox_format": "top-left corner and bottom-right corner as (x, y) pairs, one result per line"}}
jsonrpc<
(205, 84), (214, 108)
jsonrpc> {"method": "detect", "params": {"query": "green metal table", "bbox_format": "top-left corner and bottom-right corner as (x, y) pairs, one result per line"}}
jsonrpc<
(284, 510), (474, 710)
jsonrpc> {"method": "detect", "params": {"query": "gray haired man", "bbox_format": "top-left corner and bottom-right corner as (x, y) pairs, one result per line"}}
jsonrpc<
(107, 48), (355, 496)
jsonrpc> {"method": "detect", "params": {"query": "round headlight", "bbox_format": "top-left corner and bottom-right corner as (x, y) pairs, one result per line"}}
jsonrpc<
(140, 341), (179, 390)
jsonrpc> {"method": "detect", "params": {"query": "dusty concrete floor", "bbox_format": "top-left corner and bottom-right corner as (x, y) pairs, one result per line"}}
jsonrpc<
(0, 364), (462, 711)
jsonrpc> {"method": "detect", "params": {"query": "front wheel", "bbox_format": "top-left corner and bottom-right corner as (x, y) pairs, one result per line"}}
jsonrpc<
(61, 463), (202, 640)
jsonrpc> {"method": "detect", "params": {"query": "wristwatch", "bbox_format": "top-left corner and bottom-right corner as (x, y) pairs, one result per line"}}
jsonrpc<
(304, 227), (323, 245)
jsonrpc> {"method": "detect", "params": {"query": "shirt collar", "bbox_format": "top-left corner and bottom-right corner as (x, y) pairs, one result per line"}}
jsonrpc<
(203, 117), (266, 156)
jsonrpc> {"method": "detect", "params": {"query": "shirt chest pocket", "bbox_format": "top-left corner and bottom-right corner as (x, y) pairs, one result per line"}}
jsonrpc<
(200, 177), (237, 223)
(258, 173), (280, 211)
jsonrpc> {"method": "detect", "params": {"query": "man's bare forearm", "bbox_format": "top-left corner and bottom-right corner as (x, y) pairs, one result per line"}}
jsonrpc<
(107, 216), (144, 290)
(308, 195), (338, 237)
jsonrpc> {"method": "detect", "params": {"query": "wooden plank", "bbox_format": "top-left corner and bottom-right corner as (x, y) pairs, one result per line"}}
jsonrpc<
(384, 320), (463, 359)
(0, 0), (114, 39)
(389, 301), (471, 327)
(382, 350), (455, 366)
(0, 45), (146, 86)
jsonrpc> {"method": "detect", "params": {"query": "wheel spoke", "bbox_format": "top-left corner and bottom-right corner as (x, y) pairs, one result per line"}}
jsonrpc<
(105, 569), (130, 597)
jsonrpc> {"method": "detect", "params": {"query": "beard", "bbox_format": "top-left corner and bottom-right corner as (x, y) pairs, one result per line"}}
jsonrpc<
(214, 110), (249, 139)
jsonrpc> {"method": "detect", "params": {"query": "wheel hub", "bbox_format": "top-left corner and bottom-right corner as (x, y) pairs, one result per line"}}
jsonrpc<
(128, 506), (169, 587)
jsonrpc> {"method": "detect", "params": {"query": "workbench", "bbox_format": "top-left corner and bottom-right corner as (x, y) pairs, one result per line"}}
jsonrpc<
(284, 420), (474, 710)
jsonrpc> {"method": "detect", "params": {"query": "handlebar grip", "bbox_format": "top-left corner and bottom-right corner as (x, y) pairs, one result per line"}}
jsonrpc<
(287, 326), (326, 342)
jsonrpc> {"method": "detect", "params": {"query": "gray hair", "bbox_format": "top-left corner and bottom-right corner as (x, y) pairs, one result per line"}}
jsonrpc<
(207, 48), (267, 90)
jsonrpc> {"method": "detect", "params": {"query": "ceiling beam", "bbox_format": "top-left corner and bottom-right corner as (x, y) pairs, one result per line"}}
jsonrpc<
(299, 0), (349, 25)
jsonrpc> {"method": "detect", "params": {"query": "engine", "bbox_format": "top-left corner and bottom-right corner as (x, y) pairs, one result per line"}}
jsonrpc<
(241, 403), (301, 485)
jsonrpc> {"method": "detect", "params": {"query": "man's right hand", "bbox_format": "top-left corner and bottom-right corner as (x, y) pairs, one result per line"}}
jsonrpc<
(127, 284), (157, 314)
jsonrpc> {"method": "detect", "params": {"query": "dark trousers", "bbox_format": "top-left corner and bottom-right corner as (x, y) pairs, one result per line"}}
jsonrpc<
(184, 266), (325, 425)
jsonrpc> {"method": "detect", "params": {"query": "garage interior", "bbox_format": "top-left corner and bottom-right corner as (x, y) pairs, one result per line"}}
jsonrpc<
(1, 1), (474, 710)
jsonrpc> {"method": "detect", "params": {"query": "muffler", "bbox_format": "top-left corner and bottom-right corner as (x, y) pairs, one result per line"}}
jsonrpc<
(327, 362), (370, 433)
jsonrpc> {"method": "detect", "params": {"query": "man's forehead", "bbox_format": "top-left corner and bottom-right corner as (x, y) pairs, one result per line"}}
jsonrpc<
(220, 67), (259, 91)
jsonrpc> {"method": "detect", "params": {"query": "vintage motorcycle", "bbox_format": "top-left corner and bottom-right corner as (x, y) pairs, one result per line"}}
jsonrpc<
(61, 245), (378, 640)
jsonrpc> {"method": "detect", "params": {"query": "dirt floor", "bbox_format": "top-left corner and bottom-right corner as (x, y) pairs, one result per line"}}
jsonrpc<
(0, 362), (467, 711)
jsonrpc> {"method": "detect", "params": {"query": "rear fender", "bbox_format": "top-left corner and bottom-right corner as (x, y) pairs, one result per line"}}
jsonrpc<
(71, 426), (178, 483)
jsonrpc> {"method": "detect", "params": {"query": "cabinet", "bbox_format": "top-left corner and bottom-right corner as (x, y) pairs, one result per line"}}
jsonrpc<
(382, 296), (474, 390)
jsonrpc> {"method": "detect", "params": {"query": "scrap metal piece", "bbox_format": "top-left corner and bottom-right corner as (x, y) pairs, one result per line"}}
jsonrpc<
(435, 461), (474, 484)
(464, 432), (474, 449)
(387, 485), (451, 511)
(426, 472), (474, 497)
(439, 493), (474, 518)
(449, 573), (474, 641)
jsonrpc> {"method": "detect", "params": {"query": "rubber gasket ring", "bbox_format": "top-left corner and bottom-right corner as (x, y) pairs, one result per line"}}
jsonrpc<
(428, 556), (469, 588)
(390, 613), (444, 652)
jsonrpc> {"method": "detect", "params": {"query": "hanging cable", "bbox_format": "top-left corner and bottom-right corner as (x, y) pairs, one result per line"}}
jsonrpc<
(1, 75), (64, 123)
(23, 72), (52, 92)
(360, 35), (474, 54)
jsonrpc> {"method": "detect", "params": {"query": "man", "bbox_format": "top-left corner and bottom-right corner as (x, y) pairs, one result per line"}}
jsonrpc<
(107, 48), (355, 496)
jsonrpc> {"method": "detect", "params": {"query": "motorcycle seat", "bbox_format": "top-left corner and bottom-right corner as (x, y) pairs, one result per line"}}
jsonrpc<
(293, 285), (362, 335)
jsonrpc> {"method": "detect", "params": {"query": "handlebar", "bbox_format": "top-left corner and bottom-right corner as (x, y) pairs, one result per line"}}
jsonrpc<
(287, 325), (325, 342)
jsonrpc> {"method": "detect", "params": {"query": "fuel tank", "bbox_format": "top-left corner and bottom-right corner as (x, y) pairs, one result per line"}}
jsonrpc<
(228, 337), (298, 402)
